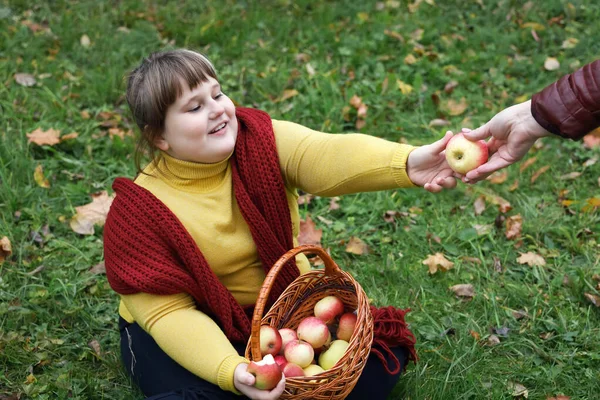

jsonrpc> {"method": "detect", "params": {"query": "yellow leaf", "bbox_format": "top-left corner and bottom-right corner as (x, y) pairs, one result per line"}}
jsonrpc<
(345, 236), (370, 255)
(0, 236), (12, 263)
(530, 165), (550, 183)
(444, 97), (468, 116)
(422, 253), (454, 274)
(33, 164), (50, 188)
(561, 37), (579, 49)
(80, 34), (91, 47)
(26, 128), (61, 146)
(487, 170), (508, 184)
(69, 191), (114, 235)
(275, 89), (299, 103)
(544, 57), (560, 71)
(516, 252), (546, 266)
(404, 54), (417, 65)
(449, 283), (475, 298)
(396, 80), (413, 95)
(521, 22), (546, 31)
(519, 156), (537, 172)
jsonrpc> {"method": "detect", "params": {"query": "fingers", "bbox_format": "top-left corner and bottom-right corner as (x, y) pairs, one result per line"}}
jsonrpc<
(424, 176), (457, 193)
(462, 123), (491, 141)
(464, 156), (512, 182)
(429, 131), (453, 154)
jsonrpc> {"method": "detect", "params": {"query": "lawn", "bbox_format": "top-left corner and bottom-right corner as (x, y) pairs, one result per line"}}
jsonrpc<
(1, 0), (599, 399)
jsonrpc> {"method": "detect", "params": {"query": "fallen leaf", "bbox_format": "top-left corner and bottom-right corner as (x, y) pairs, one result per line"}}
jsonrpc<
(509, 179), (519, 191)
(444, 97), (468, 116)
(26, 128), (61, 146)
(345, 236), (370, 255)
(449, 283), (475, 298)
(383, 29), (405, 43)
(88, 339), (101, 356)
(298, 215), (322, 246)
(473, 224), (493, 235)
(473, 196), (486, 215)
(34, 165), (50, 188)
(512, 310), (528, 320)
(487, 170), (508, 184)
(547, 396), (571, 400)
(486, 334), (500, 346)
(396, 79), (413, 95)
(88, 261), (106, 275)
(422, 253), (454, 274)
(505, 214), (523, 240)
(559, 171), (581, 180)
(530, 165), (550, 183)
(583, 157), (597, 167)
(508, 381), (529, 398)
(69, 191), (114, 235)
(544, 57), (560, 71)
(0, 236), (12, 263)
(61, 132), (79, 141)
(582, 197), (600, 212)
(493, 257), (503, 273)
(517, 252), (546, 267)
(329, 197), (340, 211)
(470, 330), (480, 340)
(404, 54), (417, 64)
(444, 80), (459, 94)
(297, 193), (314, 205)
(461, 256), (482, 264)
(519, 157), (537, 172)
(349, 95), (363, 109)
(80, 34), (91, 47)
(583, 127), (600, 148)
(561, 37), (579, 49)
(584, 293), (600, 307)
(14, 72), (36, 87)
(428, 118), (450, 127)
(275, 89), (299, 103)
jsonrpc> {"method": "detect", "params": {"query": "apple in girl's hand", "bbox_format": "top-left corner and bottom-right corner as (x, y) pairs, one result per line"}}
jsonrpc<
(246, 354), (283, 390)
(259, 325), (282, 356)
(336, 312), (357, 342)
(303, 364), (325, 376)
(318, 339), (349, 370)
(282, 362), (305, 378)
(297, 317), (330, 349)
(314, 296), (345, 323)
(284, 340), (315, 368)
(278, 328), (298, 354)
(273, 354), (287, 368)
(445, 133), (489, 174)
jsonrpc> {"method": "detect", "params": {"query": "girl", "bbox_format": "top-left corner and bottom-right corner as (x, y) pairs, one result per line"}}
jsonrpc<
(103, 49), (461, 400)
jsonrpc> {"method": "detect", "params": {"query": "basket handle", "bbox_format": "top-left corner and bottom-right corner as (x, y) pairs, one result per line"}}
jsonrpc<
(250, 245), (342, 361)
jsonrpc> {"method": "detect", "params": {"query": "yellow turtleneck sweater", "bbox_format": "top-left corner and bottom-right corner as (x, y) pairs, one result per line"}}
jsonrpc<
(118, 119), (416, 393)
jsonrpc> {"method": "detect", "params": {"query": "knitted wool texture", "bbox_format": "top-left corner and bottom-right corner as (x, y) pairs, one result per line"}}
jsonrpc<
(104, 108), (300, 343)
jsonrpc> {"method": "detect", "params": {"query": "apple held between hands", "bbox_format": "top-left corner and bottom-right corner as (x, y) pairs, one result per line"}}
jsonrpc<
(246, 354), (283, 390)
(445, 133), (489, 174)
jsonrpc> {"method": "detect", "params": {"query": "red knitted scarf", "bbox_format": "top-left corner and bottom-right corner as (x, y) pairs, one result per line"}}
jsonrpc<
(103, 107), (416, 370)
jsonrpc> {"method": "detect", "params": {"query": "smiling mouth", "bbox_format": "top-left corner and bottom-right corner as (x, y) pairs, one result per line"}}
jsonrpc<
(209, 122), (227, 134)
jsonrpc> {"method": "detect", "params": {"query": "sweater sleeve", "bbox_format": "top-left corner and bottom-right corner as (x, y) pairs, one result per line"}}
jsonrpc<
(272, 120), (417, 196)
(531, 59), (600, 140)
(120, 292), (248, 394)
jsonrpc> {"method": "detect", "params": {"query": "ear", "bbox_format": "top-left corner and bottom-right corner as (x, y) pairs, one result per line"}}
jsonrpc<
(154, 136), (169, 151)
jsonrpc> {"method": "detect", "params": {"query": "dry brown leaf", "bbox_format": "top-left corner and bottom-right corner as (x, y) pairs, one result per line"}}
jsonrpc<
(297, 193), (314, 205)
(69, 191), (114, 235)
(329, 197), (340, 211)
(61, 132), (79, 141)
(582, 197), (600, 212)
(80, 34), (91, 47)
(493, 257), (503, 273)
(444, 80), (459, 94)
(486, 334), (500, 346)
(428, 118), (450, 127)
(547, 396), (571, 400)
(88, 339), (101, 356)
(444, 97), (468, 116)
(14, 72), (36, 87)
(473, 196), (486, 216)
(383, 29), (405, 43)
(449, 283), (475, 298)
(473, 224), (493, 235)
(34, 165), (50, 188)
(345, 236), (370, 255)
(530, 165), (550, 183)
(517, 252), (546, 267)
(487, 170), (508, 184)
(559, 172), (582, 180)
(423, 253), (454, 274)
(584, 293), (600, 307)
(26, 128), (61, 146)
(0, 236), (12, 263)
(583, 127), (600, 148)
(298, 215), (322, 246)
(88, 261), (106, 275)
(508, 381), (529, 398)
(509, 179), (519, 192)
(349, 95), (363, 109)
(544, 57), (560, 71)
(519, 157), (537, 172)
(404, 54), (417, 65)
(470, 330), (480, 340)
(275, 89), (299, 103)
(583, 157), (597, 167)
(505, 214), (523, 240)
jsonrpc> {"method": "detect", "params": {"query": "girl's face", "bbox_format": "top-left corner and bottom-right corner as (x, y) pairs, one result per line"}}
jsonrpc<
(157, 77), (238, 164)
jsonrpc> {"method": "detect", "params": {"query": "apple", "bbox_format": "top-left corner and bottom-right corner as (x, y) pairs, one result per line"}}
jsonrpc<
(297, 317), (330, 349)
(282, 362), (305, 378)
(247, 354), (283, 390)
(259, 325), (282, 356)
(313, 331), (332, 355)
(336, 312), (357, 342)
(303, 364), (325, 376)
(318, 339), (349, 370)
(445, 133), (488, 174)
(278, 328), (298, 354)
(273, 354), (287, 368)
(284, 339), (314, 368)
(314, 296), (345, 323)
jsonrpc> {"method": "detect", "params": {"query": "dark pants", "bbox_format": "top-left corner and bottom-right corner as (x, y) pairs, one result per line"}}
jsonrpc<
(119, 317), (407, 400)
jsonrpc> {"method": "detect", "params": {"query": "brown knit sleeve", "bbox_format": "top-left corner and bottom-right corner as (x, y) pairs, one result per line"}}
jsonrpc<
(531, 59), (600, 140)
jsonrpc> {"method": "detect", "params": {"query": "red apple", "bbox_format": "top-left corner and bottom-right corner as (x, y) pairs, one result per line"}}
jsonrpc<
(259, 325), (282, 356)
(282, 362), (305, 378)
(284, 339), (314, 368)
(336, 312), (357, 342)
(445, 133), (489, 174)
(278, 328), (298, 354)
(314, 296), (345, 323)
(247, 354), (283, 390)
(273, 354), (288, 368)
(297, 317), (330, 349)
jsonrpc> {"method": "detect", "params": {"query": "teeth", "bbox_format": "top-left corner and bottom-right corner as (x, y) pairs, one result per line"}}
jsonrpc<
(211, 123), (226, 133)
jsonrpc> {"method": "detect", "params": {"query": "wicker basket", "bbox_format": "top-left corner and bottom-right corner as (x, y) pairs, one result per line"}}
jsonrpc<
(245, 245), (374, 399)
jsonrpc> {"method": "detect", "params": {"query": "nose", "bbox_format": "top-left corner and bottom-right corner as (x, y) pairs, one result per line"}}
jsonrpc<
(209, 99), (225, 119)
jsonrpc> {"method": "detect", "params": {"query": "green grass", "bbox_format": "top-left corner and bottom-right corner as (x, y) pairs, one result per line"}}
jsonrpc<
(1, 0), (600, 399)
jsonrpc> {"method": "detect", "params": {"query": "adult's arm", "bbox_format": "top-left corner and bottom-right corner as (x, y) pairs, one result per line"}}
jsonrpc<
(531, 59), (600, 139)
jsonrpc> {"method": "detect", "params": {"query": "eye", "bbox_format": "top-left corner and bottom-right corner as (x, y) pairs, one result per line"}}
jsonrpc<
(215, 92), (224, 99)
(188, 105), (201, 113)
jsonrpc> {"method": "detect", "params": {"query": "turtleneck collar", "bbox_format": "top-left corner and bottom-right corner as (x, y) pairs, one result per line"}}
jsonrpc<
(151, 151), (232, 193)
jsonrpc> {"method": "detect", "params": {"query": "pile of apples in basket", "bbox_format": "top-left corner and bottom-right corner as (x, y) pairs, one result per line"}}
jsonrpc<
(248, 295), (357, 390)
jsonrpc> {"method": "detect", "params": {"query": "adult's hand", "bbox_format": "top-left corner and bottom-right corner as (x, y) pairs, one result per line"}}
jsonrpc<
(233, 362), (286, 400)
(462, 101), (550, 183)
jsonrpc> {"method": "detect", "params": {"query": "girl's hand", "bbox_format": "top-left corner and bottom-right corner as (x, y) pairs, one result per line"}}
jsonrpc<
(233, 362), (286, 400)
(407, 131), (463, 193)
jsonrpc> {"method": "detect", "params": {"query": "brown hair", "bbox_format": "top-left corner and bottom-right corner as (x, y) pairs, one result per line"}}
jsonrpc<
(126, 49), (218, 173)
